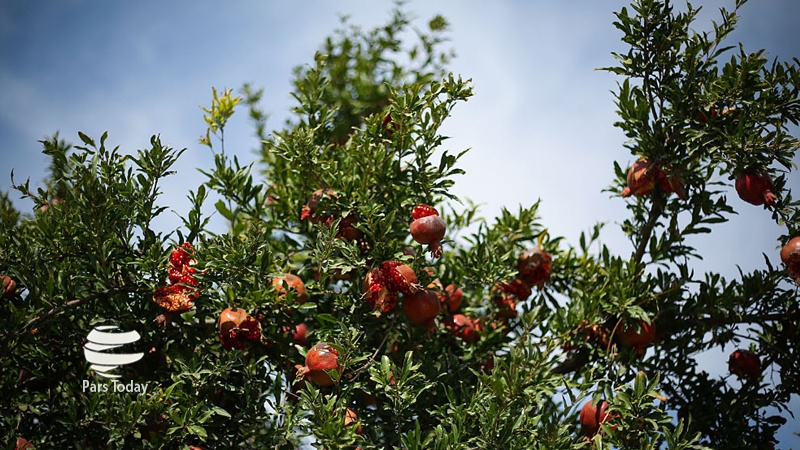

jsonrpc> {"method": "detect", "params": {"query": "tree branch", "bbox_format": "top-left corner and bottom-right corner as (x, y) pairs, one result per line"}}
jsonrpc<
(22, 289), (119, 333)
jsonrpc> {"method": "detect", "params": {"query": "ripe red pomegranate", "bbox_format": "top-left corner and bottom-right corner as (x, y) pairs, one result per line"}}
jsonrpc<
(735, 170), (778, 206)
(655, 168), (688, 200)
(15, 437), (34, 450)
(410, 204), (446, 258)
(362, 261), (418, 312)
(615, 320), (657, 357)
(446, 314), (479, 344)
(579, 400), (611, 437)
(153, 284), (197, 313)
(492, 295), (518, 319)
(402, 289), (441, 324)
(300, 189), (339, 223)
(2, 276), (16, 300)
(780, 236), (800, 282)
(496, 279), (532, 300)
(621, 158), (659, 197)
(301, 342), (341, 386)
(518, 247), (552, 288)
(728, 349), (761, 380)
(271, 273), (309, 304)
(218, 307), (262, 350)
(345, 408), (363, 435)
(292, 323), (308, 346)
(442, 284), (463, 312)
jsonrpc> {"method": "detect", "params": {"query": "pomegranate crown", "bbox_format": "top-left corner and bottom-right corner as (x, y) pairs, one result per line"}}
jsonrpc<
(412, 204), (439, 221)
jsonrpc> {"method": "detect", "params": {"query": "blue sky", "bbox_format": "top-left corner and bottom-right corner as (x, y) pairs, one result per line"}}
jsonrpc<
(1, 0), (799, 445)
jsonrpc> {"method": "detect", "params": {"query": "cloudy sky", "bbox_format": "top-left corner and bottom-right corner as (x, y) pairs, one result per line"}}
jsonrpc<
(1, 0), (799, 444)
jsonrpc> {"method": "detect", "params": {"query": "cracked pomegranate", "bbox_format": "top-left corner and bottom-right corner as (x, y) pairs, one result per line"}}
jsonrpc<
(218, 307), (262, 350)
(362, 261), (418, 312)
(410, 204), (446, 258)
(518, 247), (552, 288)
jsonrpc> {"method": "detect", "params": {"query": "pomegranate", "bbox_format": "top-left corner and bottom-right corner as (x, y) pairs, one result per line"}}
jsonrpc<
(780, 236), (800, 282)
(402, 289), (441, 325)
(2, 275), (16, 299)
(621, 158), (659, 197)
(518, 247), (553, 288)
(15, 437), (34, 450)
(218, 307), (262, 350)
(579, 400), (611, 437)
(495, 279), (532, 300)
(441, 284), (463, 312)
(292, 323), (308, 346)
(271, 273), (309, 304)
(735, 170), (778, 206)
(728, 349), (761, 380)
(300, 342), (341, 386)
(345, 408), (363, 435)
(446, 314), (479, 344)
(300, 189), (338, 224)
(492, 295), (518, 319)
(153, 284), (197, 313)
(410, 204), (446, 258)
(615, 320), (656, 357)
(362, 261), (418, 312)
(656, 168), (688, 200)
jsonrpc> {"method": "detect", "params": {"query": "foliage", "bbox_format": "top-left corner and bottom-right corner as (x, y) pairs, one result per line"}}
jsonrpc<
(1, 1), (798, 449)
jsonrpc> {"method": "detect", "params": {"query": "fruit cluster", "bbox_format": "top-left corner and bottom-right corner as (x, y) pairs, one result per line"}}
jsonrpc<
(152, 243), (200, 314)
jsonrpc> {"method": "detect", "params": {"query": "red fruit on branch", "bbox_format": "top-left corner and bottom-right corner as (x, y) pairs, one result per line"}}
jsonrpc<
(15, 437), (34, 450)
(169, 242), (195, 268)
(218, 307), (262, 350)
(153, 284), (197, 313)
(728, 349), (761, 380)
(302, 342), (341, 386)
(271, 273), (309, 304)
(441, 283), (463, 312)
(361, 261), (419, 313)
(735, 170), (778, 207)
(580, 400), (611, 437)
(518, 247), (553, 288)
(300, 189), (338, 223)
(410, 204), (446, 258)
(292, 323), (308, 346)
(402, 289), (441, 324)
(381, 260), (418, 295)
(621, 158), (659, 197)
(492, 295), (518, 319)
(780, 236), (800, 282)
(615, 320), (656, 357)
(495, 279), (532, 300)
(446, 314), (479, 344)
(655, 168), (688, 200)
(2, 275), (16, 299)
